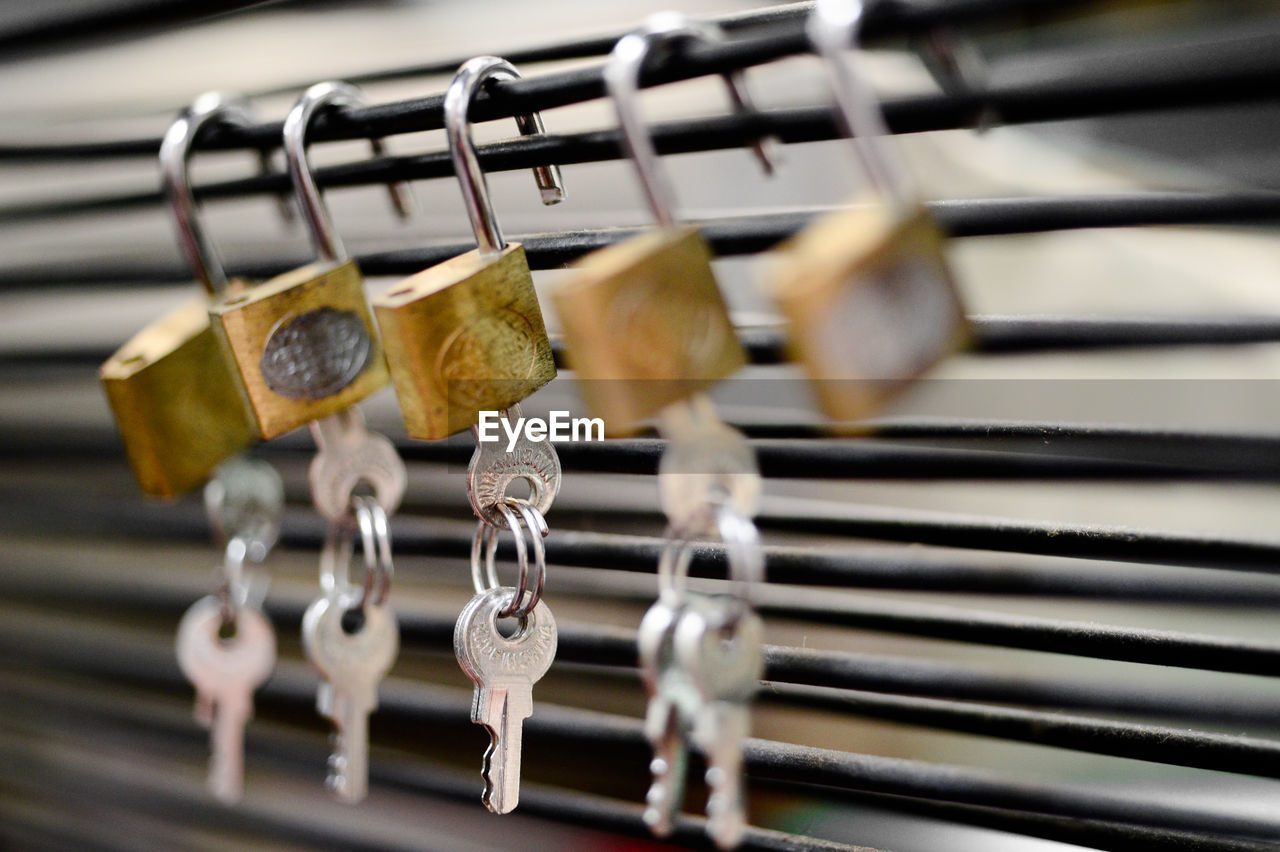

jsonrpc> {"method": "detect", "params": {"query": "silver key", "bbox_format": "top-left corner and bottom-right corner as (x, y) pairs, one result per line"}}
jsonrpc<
(309, 408), (407, 522)
(302, 592), (400, 803)
(637, 594), (700, 835)
(468, 406), (560, 527)
(454, 587), (558, 814)
(175, 596), (276, 804)
(674, 597), (764, 850)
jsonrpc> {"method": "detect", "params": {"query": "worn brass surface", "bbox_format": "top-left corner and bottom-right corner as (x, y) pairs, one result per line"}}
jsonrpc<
(99, 295), (256, 498)
(767, 199), (969, 421)
(374, 243), (556, 440)
(553, 226), (745, 434)
(208, 259), (388, 439)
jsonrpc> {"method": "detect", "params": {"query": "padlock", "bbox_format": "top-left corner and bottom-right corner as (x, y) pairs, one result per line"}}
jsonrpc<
(551, 18), (775, 435)
(100, 93), (268, 499)
(374, 57), (560, 440)
(208, 81), (409, 440)
(767, 200), (967, 420)
(102, 296), (257, 499)
(765, 0), (968, 421)
(554, 225), (743, 433)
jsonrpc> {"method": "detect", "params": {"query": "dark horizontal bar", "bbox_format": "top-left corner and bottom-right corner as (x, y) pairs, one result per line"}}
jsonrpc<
(12, 550), (1280, 780)
(9, 542), (1280, 731)
(14, 477), (1280, 606)
(0, 0), (276, 60)
(765, 683), (1280, 781)
(12, 689), (1261, 852)
(756, 501), (1280, 574)
(5, 615), (1278, 842)
(6, 489), (1280, 677)
(7, 188), (1280, 287)
(0, 0), (1111, 161)
(771, 784), (1280, 852)
(0, 677), (851, 852)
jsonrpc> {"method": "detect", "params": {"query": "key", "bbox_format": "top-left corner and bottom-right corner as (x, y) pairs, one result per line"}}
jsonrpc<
(467, 406), (560, 527)
(637, 594), (699, 835)
(175, 595), (276, 804)
(302, 592), (400, 803)
(309, 408), (406, 522)
(453, 586), (558, 814)
(674, 597), (764, 849)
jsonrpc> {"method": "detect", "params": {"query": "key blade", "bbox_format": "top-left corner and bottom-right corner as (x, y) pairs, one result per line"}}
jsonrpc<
(208, 691), (253, 804)
(699, 704), (750, 849)
(476, 684), (532, 814)
(642, 698), (687, 836)
(328, 690), (372, 804)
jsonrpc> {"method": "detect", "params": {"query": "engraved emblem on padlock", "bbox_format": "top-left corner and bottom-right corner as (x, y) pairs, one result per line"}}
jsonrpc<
(766, 0), (969, 421)
(374, 57), (561, 441)
(552, 17), (775, 435)
(208, 81), (410, 439)
(100, 93), (271, 498)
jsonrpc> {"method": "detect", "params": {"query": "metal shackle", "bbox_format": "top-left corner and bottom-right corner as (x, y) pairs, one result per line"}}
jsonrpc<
(807, 0), (915, 207)
(444, 55), (566, 258)
(160, 92), (259, 296)
(282, 80), (413, 264)
(604, 12), (777, 228)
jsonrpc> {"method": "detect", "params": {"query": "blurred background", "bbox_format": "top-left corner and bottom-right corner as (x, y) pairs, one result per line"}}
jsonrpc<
(5, 1), (1280, 850)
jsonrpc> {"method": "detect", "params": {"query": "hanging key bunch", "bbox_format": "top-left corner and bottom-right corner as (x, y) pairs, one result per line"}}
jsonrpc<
(176, 454), (284, 804)
(302, 494), (398, 803)
(552, 15), (772, 846)
(372, 53), (569, 815)
(640, 507), (764, 849)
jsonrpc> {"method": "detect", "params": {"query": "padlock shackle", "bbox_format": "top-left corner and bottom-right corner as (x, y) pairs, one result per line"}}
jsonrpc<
(444, 56), (566, 258)
(605, 12), (778, 229)
(282, 81), (414, 264)
(808, 0), (916, 208)
(160, 92), (259, 296)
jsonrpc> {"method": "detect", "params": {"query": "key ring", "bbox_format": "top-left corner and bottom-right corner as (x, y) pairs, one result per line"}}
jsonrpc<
(216, 534), (249, 629)
(470, 496), (548, 619)
(320, 494), (393, 610)
(656, 501), (762, 609)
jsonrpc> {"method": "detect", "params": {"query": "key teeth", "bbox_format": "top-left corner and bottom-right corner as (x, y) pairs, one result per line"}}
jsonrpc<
(479, 726), (513, 814)
(704, 766), (746, 850)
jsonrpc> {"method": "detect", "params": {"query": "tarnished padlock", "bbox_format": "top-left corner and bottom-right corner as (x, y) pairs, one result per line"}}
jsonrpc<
(208, 81), (410, 439)
(100, 93), (266, 498)
(374, 57), (560, 440)
(765, 0), (968, 421)
(552, 17), (776, 435)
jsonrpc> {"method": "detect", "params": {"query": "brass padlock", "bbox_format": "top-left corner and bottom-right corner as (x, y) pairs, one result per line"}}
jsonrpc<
(208, 81), (410, 440)
(555, 225), (743, 433)
(766, 0), (968, 421)
(374, 57), (560, 440)
(100, 93), (267, 498)
(552, 19), (776, 435)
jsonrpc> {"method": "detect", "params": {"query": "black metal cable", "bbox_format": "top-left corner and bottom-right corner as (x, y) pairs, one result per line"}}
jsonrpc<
(0, 0), (1119, 161)
(8, 540), (1280, 732)
(6, 489), (1280, 677)
(762, 783), (1280, 852)
(15, 481), (1280, 605)
(0, 682), (858, 852)
(1, 10), (1277, 162)
(763, 683), (1280, 781)
(10, 554), (1280, 781)
(5, 616), (1279, 842)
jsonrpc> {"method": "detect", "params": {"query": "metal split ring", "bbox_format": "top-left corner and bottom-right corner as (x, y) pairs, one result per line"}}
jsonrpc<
(320, 494), (393, 610)
(470, 496), (549, 619)
(656, 501), (762, 608)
